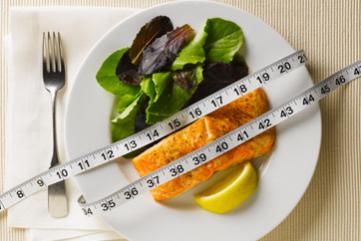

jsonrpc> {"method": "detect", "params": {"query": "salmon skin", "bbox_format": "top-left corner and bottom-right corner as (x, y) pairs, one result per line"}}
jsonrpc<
(132, 88), (276, 201)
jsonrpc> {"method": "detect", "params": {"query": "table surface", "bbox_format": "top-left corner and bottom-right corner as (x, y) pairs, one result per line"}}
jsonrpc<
(0, 0), (360, 240)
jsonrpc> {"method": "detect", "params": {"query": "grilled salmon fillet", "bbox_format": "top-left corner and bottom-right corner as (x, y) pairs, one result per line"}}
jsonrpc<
(132, 88), (275, 201)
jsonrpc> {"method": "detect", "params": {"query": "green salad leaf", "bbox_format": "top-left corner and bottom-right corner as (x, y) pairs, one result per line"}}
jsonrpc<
(111, 93), (144, 142)
(171, 29), (208, 70)
(146, 66), (203, 124)
(152, 72), (171, 101)
(140, 77), (156, 100)
(96, 48), (140, 96)
(204, 18), (244, 63)
(114, 94), (141, 113)
(140, 77), (157, 124)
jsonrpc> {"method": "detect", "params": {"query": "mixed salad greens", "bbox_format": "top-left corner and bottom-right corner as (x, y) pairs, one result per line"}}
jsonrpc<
(96, 16), (248, 146)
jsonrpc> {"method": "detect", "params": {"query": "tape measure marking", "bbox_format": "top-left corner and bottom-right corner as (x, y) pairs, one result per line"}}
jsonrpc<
(0, 50), (306, 213)
(78, 59), (361, 215)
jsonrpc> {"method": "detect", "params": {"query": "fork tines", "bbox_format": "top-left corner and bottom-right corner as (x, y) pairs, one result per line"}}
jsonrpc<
(42, 32), (64, 73)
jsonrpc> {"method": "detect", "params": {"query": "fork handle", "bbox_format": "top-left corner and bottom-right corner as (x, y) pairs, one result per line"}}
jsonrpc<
(48, 90), (68, 218)
(50, 90), (60, 167)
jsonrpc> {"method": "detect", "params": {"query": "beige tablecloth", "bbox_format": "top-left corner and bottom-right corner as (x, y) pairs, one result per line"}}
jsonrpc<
(0, 0), (360, 241)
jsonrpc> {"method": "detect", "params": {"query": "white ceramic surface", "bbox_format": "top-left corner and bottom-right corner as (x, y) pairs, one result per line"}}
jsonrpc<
(65, 1), (322, 241)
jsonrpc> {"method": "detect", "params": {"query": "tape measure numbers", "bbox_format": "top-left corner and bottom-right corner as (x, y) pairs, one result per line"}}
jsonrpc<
(77, 59), (361, 215)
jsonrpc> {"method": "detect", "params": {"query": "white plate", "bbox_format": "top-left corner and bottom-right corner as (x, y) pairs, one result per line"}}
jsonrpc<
(65, 1), (321, 241)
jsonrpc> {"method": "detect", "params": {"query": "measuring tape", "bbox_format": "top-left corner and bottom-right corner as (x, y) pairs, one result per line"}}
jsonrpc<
(0, 49), (354, 216)
(77, 58), (361, 215)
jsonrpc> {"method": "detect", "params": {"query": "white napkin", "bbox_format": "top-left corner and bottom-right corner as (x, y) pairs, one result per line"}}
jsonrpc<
(5, 7), (140, 241)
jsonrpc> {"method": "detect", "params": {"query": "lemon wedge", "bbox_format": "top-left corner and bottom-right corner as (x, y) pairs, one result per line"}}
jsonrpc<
(194, 162), (258, 214)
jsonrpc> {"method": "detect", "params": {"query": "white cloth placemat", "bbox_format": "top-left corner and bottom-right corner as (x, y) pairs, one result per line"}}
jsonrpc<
(6, 7), (140, 241)
(29, 230), (121, 241)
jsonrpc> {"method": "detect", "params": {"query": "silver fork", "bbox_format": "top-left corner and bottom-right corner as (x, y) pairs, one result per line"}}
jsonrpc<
(42, 32), (68, 218)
